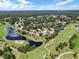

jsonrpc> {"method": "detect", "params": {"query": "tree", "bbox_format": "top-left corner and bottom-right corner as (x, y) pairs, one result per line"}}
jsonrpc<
(69, 34), (76, 43)
(39, 33), (43, 37)
(55, 47), (59, 51)
(69, 42), (75, 49)
(54, 29), (59, 36)
(3, 46), (12, 52)
(18, 45), (36, 53)
(58, 43), (64, 49)
(69, 34), (76, 49)
(28, 45), (36, 51)
(3, 52), (15, 59)
(2, 46), (15, 59)
(18, 46), (27, 53)
(50, 53), (55, 59)
(9, 17), (18, 24)
(0, 50), (3, 56)
(73, 53), (77, 58)
(63, 42), (68, 46)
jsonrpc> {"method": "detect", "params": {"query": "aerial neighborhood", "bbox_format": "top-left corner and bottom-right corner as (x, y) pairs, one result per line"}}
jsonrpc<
(0, 14), (79, 59)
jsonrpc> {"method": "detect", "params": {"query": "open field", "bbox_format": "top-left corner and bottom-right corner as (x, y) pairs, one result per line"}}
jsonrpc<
(47, 23), (76, 54)
(61, 53), (79, 59)
(73, 32), (79, 52)
(19, 46), (48, 59)
(17, 23), (76, 59)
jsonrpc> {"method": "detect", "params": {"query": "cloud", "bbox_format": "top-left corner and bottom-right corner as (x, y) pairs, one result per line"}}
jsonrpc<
(71, 5), (79, 8)
(69, 4), (79, 10)
(0, 0), (76, 10)
(17, 0), (32, 5)
(37, 0), (75, 10)
(0, 0), (34, 10)
(0, 0), (13, 8)
(56, 0), (74, 6)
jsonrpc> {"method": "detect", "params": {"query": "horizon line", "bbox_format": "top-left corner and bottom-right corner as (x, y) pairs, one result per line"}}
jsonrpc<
(0, 10), (79, 11)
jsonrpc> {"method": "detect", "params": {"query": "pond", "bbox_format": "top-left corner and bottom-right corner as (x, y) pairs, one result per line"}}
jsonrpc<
(6, 27), (26, 40)
(28, 40), (43, 47)
(6, 27), (43, 47)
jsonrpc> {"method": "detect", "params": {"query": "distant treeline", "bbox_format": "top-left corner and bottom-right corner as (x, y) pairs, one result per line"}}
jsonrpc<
(0, 10), (79, 17)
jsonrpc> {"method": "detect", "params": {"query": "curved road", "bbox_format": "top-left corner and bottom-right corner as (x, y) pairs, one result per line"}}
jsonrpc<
(55, 52), (74, 59)
(43, 39), (55, 59)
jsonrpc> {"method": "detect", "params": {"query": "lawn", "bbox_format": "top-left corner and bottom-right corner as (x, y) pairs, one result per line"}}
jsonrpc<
(73, 33), (79, 52)
(0, 23), (28, 48)
(24, 34), (46, 42)
(18, 23), (76, 59)
(61, 54), (79, 59)
(19, 46), (48, 59)
(0, 22), (77, 59)
(0, 24), (7, 38)
(0, 23), (48, 59)
(47, 23), (76, 54)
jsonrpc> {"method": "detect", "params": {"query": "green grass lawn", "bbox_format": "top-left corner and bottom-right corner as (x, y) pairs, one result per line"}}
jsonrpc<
(0, 22), (77, 59)
(0, 23), (27, 48)
(24, 34), (46, 42)
(73, 33), (79, 52)
(61, 54), (79, 59)
(18, 23), (76, 59)
(0, 23), (48, 59)
(47, 23), (76, 54)
(0, 24), (7, 38)
(19, 46), (48, 59)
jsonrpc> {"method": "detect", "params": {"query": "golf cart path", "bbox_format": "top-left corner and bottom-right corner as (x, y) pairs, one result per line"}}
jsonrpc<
(55, 51), (74, 59)
(43, 39), (55, 59)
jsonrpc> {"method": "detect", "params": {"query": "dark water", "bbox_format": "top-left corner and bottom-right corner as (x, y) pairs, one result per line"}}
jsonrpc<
(6, 27), (43, 47)
(6, 27), (25, 40)
(28, 40), (43, 47)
